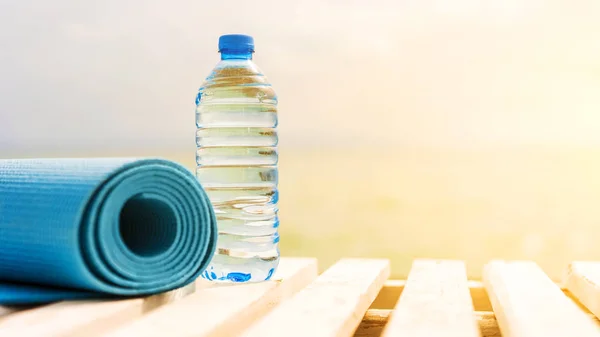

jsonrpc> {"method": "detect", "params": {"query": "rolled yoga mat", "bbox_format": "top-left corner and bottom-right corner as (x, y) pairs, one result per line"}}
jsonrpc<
(0, 158), (217, 304)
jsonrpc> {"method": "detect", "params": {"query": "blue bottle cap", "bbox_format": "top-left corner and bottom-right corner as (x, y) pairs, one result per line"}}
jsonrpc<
(218, 34), (255, 52)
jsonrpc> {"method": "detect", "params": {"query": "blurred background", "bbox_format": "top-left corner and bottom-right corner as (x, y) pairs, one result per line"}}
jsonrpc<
(2, 0), (600, 280)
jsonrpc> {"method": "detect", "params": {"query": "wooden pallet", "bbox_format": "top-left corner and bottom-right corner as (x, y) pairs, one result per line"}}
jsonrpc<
(2, 258), (600, 337)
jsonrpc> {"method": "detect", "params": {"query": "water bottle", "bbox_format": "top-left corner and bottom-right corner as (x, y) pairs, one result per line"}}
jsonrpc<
(195, 34), (279, 282)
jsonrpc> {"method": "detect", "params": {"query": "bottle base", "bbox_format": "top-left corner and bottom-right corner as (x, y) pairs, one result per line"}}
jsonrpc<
(201, 254), (280, 283)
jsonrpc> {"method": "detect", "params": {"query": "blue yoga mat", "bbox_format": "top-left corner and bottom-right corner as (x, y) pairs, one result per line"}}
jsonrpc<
(0, 158), (217, 304)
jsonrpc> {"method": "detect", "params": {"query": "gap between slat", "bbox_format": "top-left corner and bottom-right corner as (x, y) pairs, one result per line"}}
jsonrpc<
(370, 280), (492, 311)
(355, 310), (500, 337)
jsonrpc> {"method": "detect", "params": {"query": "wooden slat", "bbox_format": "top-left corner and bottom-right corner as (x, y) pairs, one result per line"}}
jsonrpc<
(240, 258), (390, 337)
(104, 257), (318, 337)
(381, 259), (480, 337)
(484, 260), (600, 337)
(0, 306), (25, 318)
(564, 262), (600, 320)
(0, 281), (198, 337)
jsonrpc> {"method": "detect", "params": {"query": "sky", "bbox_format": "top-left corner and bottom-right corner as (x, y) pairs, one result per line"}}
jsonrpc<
(1, 0), (600, 155)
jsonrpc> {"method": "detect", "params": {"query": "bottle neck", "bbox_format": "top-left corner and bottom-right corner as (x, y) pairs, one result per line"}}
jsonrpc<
(220, 49), (253, 60)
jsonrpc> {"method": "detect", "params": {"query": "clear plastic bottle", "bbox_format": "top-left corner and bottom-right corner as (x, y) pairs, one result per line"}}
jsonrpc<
(195, 34), (279, 282)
